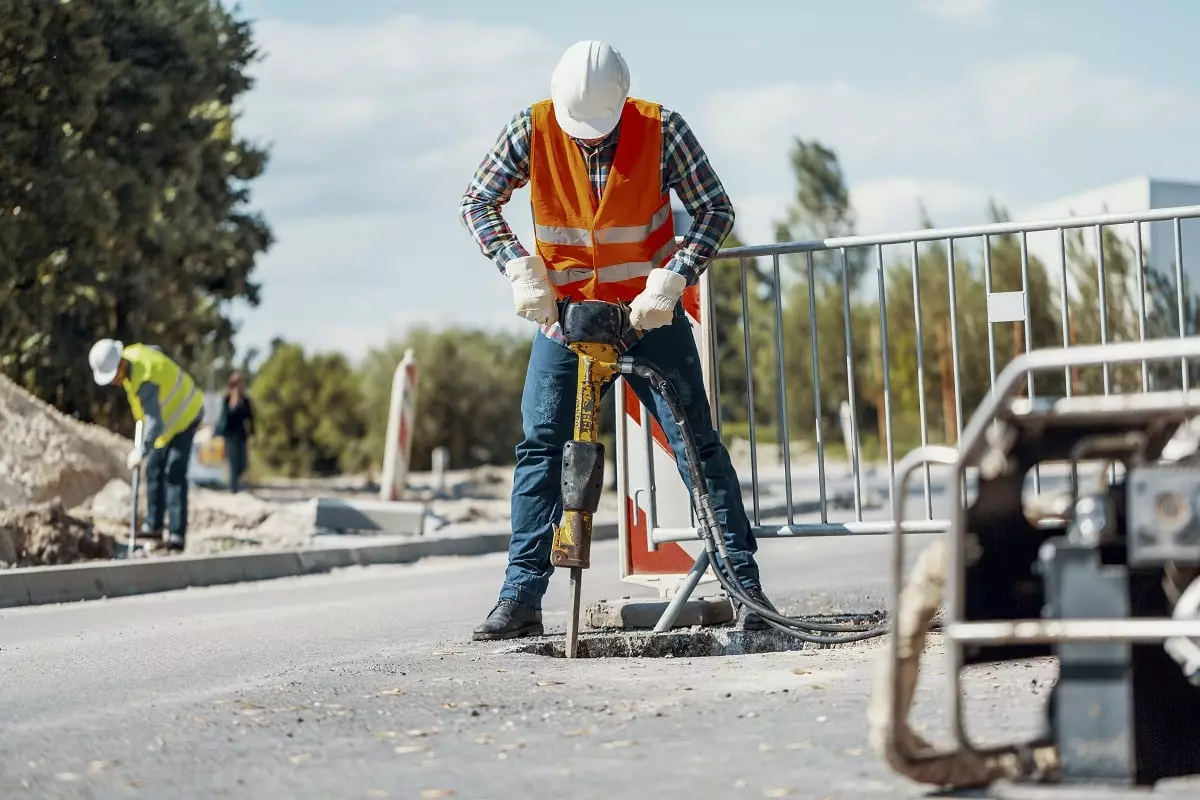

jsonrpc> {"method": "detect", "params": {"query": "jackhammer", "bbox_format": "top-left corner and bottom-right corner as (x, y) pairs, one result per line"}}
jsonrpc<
(554, 299), (888, 658)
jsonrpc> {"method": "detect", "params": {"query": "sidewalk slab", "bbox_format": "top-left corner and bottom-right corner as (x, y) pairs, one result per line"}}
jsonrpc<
(313, 497), (426, 535)
(0, 517), (617, 610)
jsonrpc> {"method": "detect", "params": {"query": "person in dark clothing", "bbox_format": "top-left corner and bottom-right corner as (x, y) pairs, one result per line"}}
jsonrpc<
(216, 371), (254, 493)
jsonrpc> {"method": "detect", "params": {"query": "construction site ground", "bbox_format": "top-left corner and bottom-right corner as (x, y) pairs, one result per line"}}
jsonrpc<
(5, 532), (1199, 800)
(0, 371), (614, 568)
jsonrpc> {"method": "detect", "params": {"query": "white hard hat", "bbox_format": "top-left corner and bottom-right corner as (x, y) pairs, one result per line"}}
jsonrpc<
(550, 40), (631, 140)
(89, 338), (124, 385)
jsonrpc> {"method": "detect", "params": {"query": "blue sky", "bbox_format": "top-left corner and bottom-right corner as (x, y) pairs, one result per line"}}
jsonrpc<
(221, 0), (1200, 361)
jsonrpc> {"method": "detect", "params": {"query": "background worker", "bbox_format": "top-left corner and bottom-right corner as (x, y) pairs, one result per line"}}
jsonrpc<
(88, 339), (205, 552)
(459, 39), (778, 640)
(215, 370), (255, 493)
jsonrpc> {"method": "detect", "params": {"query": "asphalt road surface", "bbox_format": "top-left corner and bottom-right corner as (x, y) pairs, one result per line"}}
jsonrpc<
(1, 533), (1196, 800)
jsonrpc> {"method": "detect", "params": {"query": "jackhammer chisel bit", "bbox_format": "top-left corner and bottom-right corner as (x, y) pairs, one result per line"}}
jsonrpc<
(552, 300), (625, 659)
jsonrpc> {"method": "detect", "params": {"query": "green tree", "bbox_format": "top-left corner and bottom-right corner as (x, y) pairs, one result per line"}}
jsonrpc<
(982, 200), (1062, 400)
(762, 138), (875, 458)
(249, 340), (368, 477)
(310, 351), (370, 474)
(877, 206), (974, 447)
(1143, 267), (1200, 390)
(1060, 223), (1200, 394)
(0, 0), (270, 432)
(359, 327), (533, 472)
(875, 201), (1061, 449)
(707, 230), (776, 440)
(774, 137), (869, 284)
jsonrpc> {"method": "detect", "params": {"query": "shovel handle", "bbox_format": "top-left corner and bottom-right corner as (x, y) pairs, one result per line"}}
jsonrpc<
(128, 420), (144, 559)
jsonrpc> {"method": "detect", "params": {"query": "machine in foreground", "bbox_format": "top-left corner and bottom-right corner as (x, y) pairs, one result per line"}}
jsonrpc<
(871, 337), (1200, 793)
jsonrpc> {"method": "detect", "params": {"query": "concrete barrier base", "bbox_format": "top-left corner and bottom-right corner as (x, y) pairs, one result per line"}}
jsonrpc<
(585, 595), (733, 630)
(314, 497), (426, 535)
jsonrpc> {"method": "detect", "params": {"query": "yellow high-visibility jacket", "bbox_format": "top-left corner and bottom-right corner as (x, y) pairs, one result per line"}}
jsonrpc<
(120, 344), (205, 452)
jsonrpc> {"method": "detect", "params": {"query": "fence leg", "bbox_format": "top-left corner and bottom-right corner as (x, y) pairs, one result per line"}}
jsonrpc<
(651, 551), (709, 634)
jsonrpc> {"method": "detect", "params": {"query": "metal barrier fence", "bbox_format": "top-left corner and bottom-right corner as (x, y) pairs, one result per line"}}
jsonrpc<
(615, 204), (1200, 578)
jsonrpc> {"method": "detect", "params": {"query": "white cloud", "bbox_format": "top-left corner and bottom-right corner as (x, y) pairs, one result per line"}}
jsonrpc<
(722, 180), (995, 248)
(967, 55), (1185, 139)
(702, 54), (1191, 175)
(239, 14), (556, 171)
(851, 178), (997, 233)
(701, 53), (1197, 247)
(230, 209), (522, 361)
(230, 14), (560, 357)
(725, 193), (788, 247)
(915, 0), (1000, 26)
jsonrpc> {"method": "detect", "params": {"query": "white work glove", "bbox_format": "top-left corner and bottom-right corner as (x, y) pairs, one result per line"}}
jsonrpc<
(126, 447), (144, 471)
(505, 255), (558, 326)
(629, 268), (686, 331)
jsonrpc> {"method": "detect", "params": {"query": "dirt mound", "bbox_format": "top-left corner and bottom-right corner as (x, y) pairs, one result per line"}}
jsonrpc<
(0, 375), (318, 566)
(0, 501), (118, 567)
(0, 374), (129, 510)
(74, 478), (318, 556)
(80, 479), (277, 531)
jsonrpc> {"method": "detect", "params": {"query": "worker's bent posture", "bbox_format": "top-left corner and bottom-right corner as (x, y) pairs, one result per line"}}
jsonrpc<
(89, 339), (205, 552)
(459, 39), (777, 640)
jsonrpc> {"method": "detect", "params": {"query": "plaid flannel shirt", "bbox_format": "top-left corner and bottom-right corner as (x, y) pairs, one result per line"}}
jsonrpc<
(458, 104), (735, 349)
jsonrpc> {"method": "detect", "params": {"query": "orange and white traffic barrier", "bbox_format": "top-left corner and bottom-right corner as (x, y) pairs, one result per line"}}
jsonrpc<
(380, 348), (419, 502)
(614, 276), (716, 595)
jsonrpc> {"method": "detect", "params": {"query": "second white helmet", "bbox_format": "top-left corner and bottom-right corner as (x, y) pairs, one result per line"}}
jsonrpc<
(89, 338), (124, 385)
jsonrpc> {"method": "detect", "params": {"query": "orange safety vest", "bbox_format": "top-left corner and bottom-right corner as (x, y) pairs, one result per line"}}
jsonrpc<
(528, 97), (678, 305)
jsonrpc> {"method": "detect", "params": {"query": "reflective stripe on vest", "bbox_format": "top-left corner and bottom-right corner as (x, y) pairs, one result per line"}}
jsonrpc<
(534, 202), (673, 248)
(163, 385), (199, 433)
(160, 370), (186, 410)
(544, 236), (678, 287)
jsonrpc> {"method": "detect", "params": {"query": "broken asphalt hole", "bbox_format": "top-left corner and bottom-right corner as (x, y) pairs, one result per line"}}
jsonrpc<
(498, 614), (885, 659)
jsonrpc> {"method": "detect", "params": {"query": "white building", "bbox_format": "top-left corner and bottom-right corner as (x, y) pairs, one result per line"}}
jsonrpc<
(1013, 176), (1200, 302)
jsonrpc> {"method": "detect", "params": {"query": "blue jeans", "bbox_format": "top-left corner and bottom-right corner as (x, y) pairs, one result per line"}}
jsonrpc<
(145, 419), (199, 538)
(501, 304), (760, 609)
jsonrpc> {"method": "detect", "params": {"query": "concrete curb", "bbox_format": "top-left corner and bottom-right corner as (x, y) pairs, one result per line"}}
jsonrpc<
(0, 518), (618, 610)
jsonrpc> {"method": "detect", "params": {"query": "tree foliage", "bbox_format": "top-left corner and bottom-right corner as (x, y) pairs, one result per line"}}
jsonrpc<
(0, 0), (270, 430)
(248, 340), (369, 477)
(358, 327), (533, 473)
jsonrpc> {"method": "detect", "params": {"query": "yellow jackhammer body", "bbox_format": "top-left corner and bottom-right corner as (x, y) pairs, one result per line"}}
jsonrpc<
(551, 300), (627, 658)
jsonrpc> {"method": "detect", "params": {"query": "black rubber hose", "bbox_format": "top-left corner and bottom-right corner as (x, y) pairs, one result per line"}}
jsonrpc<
(619, 355), (888, 643)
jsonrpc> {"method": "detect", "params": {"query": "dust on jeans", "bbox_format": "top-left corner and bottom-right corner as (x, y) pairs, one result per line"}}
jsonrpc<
(665, 363), (693, 408)
(533, 368), (567, 425)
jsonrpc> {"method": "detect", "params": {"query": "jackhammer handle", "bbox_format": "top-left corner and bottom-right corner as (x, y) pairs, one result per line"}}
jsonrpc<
(558, 299), (632, 347)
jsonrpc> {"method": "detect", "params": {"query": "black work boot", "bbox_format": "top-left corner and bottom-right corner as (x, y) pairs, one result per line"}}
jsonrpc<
(734, 586), (778, 631)
(164, 533), (185, 553)
(136, 524), (162, 541)
(472, 600), (543, 641)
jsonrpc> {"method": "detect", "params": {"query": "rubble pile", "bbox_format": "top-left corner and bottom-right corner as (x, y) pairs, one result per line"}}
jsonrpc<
(0, 374), (128, 510)
(75, 479), (319, 556)
(0, 501), (118, 567)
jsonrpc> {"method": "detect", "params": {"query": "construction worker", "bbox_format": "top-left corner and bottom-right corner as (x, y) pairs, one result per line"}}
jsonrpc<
(459, 39), (777, 640)
(88, 339), (205, 551)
